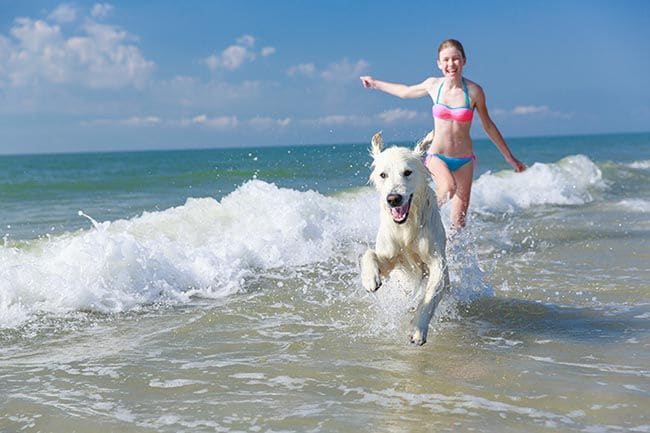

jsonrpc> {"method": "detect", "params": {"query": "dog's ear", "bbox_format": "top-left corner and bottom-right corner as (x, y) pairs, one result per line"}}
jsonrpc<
(414, 130), (434, 156)
(370, 131), (384, 157)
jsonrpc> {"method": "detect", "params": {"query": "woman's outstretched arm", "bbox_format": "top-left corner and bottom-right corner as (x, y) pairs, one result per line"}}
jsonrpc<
(360, 76), (435, 99)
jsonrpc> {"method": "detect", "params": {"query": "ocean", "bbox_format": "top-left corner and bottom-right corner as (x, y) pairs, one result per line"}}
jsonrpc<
(1, 132), (649, 432)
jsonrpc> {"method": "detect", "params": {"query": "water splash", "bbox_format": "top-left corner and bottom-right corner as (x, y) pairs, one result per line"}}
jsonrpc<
(0, 155), (606, 328)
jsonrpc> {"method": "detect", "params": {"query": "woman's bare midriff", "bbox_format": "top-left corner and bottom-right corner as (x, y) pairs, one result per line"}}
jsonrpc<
(428, 121), (473, 156)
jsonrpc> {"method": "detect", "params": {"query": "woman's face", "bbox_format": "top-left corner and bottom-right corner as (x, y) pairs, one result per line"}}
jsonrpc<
(437, 47), (466, 78)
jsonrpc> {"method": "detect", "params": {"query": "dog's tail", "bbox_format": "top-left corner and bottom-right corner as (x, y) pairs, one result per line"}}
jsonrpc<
(414, 130), (434, 156)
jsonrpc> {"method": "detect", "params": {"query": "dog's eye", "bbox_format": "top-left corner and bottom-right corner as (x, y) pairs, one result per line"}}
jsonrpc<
(379, 172), (387, 179)
(404, 170), (412, 177)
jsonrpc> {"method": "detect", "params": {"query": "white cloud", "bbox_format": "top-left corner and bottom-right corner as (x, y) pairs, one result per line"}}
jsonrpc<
(182, 114), (290, 130)
(220, 45), (251, 70)
(248, 116), (291, 129)
(236, 34), (255, 48)
(185, 114), (207, 125)
(306, 108), (423, 128)
(204, 35), (275, 71)
(321, 58), (369, 81)
(82, 108), (419, 131)
(81, 115), (161, 126)
(314, 114), (367, 126)
(72, 21), (154, 88)
(379, 108), (418, 123)
(287, 58), (370, 82)
(0, 13), (154, 89)
(84, 113), (293, 130)
(10, 18), (62, 53)
(123, 115), (161, 126)
(287, 62), (316, 77)
(204, 55), (219, 71)
(261, 46), (275, 57)
(494, 105), (573, 119)
(48, 4), (77, 24)
(184, 114), (239, 129)
(91, 3), (114, 19)
(513, 105), (550, 115)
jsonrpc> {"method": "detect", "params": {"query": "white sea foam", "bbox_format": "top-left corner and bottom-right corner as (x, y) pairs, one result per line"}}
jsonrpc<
(0, 155), (605, 328)
(628, 160), (650, 170)
(617, 199), (650, 212)
(149, 379), (208, 388)
(338, 385), (577, 426)
(471, 155), (604, 214)
(0, 180), (378, 328)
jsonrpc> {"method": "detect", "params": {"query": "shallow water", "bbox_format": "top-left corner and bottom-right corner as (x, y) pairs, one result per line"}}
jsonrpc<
(1, 133), (649, 432)
(2, 282), (647, 432)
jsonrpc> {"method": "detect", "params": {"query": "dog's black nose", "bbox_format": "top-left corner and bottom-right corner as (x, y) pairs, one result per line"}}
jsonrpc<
(386, 193), (403, 207)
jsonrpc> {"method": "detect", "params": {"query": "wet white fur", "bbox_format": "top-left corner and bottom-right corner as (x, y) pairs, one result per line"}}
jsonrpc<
(360, 131), (449, 345)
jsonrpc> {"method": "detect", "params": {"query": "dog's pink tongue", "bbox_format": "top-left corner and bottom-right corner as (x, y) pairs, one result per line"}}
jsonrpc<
(390, 204), (408, 221)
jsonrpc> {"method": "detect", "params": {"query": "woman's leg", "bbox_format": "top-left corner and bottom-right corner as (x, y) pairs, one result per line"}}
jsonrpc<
(449, 160), (474, 228)
(425, 155), (456, 207)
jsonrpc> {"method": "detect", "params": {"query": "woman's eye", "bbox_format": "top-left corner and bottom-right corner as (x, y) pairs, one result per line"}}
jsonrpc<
(404, 170), (412, 177)
(379, 172), (387, 179)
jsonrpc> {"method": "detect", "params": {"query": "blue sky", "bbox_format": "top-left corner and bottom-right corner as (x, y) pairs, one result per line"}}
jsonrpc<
(0, 0), (648, 154)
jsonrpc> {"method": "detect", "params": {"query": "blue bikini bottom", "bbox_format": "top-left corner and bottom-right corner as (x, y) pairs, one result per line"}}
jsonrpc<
(424, 152), (476, 172)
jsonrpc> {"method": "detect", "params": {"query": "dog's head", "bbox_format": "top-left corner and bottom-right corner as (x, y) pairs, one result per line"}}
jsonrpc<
(369, 131), (431, 224)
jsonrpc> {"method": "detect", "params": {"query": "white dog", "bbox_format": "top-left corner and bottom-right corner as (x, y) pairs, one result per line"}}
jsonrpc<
(360, 131), (449, 345)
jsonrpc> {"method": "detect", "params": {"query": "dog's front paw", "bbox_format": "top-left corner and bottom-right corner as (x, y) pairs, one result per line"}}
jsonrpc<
(360, 250), (382, 292)
(409, 328), (427, 346)
(361, 270), (382, 292)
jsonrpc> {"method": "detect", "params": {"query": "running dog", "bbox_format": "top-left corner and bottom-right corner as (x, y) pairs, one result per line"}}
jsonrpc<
(360, 131), (449, 345)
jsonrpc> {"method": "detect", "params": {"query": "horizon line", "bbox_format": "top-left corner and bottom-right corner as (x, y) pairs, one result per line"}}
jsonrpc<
(1, 129), (649, 158)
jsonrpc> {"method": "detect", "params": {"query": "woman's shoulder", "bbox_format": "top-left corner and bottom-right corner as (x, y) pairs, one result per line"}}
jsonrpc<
(463, 77), (482, 90)
(463, 78), (485, 100)
(418, 76), (440, 88)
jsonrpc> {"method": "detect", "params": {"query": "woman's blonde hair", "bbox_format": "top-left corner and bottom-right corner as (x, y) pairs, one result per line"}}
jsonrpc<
(438, 39), (466, 60)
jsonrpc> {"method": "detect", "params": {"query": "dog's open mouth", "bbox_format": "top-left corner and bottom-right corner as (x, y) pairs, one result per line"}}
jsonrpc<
(389, 194), (413, 224)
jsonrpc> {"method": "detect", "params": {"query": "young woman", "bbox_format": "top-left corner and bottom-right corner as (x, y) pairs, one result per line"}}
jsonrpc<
(361, 39), (526, 229)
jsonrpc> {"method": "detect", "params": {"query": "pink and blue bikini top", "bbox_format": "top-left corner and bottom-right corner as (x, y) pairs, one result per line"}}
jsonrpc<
(432, 78), (474, 123)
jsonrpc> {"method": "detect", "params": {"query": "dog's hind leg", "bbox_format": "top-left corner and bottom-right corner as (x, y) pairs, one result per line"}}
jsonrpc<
(409, 256), (450, 345)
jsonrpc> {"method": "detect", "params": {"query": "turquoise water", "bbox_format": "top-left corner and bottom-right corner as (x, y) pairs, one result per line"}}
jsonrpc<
(1, 132), (649, 432)
(1, 145), (368, 239)
(3, 132), (647, 240)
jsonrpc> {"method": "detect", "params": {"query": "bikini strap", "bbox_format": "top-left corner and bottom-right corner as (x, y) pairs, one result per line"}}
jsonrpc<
(435, 80), (444, 104)
(462, 78), (470, 109)
(436, 78), (471, 108)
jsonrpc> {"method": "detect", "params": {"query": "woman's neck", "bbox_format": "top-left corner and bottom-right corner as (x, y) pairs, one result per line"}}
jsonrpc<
(444, 76), (463, 88)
